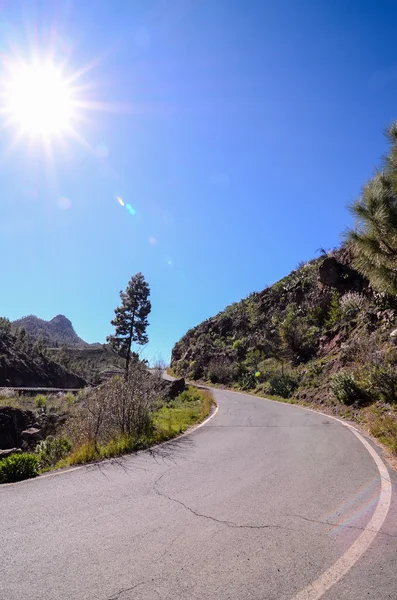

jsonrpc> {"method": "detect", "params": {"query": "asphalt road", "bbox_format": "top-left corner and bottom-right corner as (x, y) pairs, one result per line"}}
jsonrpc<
(1, 388), (396, 600)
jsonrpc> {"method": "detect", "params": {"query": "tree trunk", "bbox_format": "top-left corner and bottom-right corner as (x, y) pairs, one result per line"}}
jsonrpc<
(125, 309), (136, 380)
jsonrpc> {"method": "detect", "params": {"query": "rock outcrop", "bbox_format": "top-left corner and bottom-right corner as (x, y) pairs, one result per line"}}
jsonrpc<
(0, 408), (36, 449)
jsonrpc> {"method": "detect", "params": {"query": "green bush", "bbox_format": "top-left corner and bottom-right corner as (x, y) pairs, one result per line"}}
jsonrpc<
(238, 372), (257, 390)
(364, 365), (397, 404)
(330, 372), (365, 405)
(232, 339), (247, 360)
(325, 292), (342, 330)
(174, 388), (203, 404)
(0, 453), (39, 483)
(34, 394), (47, 411)
(267, 374), (298, 398)
(279, 305), (320, 363)
(64, 392), (75, 407)
(37, 436), (72, 467)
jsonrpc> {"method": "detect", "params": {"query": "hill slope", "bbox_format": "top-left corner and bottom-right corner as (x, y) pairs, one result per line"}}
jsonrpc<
(48, 345), (125, 384)
(171, 248), (397, 418)
(12, 315), (87, 347)
(0, 327), (86, 388)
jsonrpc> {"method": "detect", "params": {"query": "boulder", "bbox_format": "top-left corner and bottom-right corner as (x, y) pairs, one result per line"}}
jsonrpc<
(0, 407), (36, 449)
(161, 378), (186, 401)
(22, 427), (42, 449)
(319, 257), (342, 287)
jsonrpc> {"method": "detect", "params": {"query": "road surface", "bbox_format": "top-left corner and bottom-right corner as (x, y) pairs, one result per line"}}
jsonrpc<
(1, 388), (396, 600)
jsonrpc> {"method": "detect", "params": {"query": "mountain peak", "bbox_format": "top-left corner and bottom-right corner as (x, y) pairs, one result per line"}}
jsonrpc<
(12, 314), (87, 347)
(50, 314), (73, 326)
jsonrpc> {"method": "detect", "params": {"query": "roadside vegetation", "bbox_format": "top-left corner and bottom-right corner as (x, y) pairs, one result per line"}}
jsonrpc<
(0, 368), (213, 482)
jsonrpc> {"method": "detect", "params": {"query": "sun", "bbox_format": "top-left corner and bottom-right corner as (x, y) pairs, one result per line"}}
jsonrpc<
(2, 60), (75, 138)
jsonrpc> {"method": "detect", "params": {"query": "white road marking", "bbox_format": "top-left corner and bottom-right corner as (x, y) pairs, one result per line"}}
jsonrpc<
(289, 410), (392, 600)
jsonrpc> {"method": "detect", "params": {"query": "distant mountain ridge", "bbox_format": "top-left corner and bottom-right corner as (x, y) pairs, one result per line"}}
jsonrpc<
(0, 328), (87, 388)
(12, 314), (88, 347)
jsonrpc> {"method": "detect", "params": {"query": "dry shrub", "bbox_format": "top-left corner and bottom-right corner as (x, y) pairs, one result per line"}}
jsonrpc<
(340, 292), (368, 318)
(72, 363), (163, 449)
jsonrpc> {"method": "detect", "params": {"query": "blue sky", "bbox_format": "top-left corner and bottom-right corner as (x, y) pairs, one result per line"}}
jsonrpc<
(1, 0), (397, 363)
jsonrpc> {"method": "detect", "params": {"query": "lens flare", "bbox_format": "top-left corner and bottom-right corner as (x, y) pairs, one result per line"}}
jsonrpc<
(117, 197), (124, 207)
(126, 203), (136, 215)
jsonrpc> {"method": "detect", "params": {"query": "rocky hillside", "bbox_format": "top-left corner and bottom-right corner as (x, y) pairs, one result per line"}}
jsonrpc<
(12, 315), (88, 347)
(48, 344), (125, 384)
(0, 328), (86, 388)
(171, 248), (397, 423)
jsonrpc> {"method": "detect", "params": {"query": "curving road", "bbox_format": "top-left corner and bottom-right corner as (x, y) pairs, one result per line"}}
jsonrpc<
(1, 388), (396, 600)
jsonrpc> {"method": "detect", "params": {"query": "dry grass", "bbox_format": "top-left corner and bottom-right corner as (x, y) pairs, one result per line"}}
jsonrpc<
(365, 405), (397, 455)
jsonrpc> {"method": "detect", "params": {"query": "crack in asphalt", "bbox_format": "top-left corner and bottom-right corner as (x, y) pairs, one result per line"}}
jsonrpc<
(153, 471), (397, 540)
(155, 485), (281, 530)
(289, 512), (397, 539)
(153, 469), (285, 529)
(153, 470), (281, 530)
(108, 581), (146, 600)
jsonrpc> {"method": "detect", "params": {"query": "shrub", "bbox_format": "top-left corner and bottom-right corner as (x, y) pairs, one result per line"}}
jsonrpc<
(64, 393), (75, 407)
(364, 365), (397, 404)
(34, 394), (47, 411)
(330, 371), (365, 405)
(0, 453), (39, 483)
(267, 374), (298, 398)
(175, 388), (203, 404)
(232, 339), (247, 360)
(238, 372), (257, 390)
(279, 305), (320, 363)
(37, 436), (72, 467)
(244, 349), (264, 372)
(75, 362), (159, 448)
(326, 293), (341, 326)
(340, 292), (368, 319)
(325, 292), (342, 330)
(188, 360), (204, 380)
(207, 359), (233, 384)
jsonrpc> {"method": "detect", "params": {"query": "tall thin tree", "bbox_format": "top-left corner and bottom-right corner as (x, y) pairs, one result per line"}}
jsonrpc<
(107, 273), (151, 378)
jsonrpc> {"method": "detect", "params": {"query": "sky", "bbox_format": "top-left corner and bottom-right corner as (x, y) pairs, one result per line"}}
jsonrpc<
(1, 0), (397, 363)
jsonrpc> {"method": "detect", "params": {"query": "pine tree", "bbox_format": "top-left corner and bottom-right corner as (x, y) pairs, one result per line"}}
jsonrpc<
(107, 273), (151, 378)
(346, 123), (397, 293)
